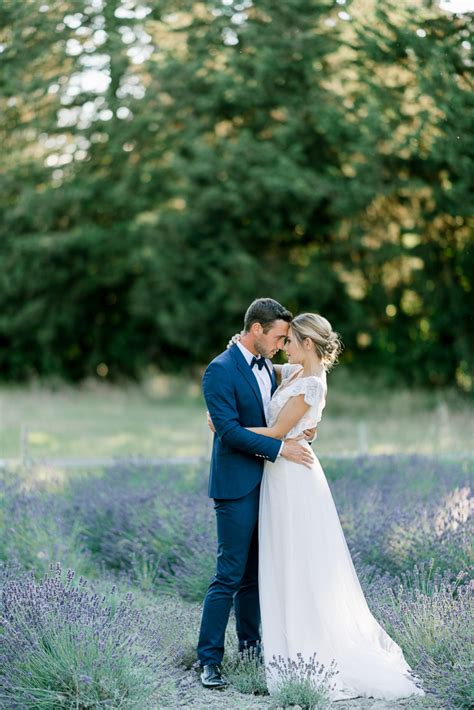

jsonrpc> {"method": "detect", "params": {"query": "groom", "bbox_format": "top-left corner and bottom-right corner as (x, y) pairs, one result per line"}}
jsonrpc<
(197, 297), (315, 689)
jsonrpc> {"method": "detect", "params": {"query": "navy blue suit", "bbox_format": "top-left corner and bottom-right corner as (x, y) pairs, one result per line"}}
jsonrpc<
(197, 344), (281, 666)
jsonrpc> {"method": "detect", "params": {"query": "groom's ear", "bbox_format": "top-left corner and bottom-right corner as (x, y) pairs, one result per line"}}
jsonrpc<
(250, 322), (263, 336)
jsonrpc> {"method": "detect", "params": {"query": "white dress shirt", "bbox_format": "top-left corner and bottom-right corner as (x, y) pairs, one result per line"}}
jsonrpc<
(236, 341), (284, 457)
(237, 341), (273, 420)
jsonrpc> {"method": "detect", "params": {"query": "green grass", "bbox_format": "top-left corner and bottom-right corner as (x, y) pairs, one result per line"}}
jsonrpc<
(0, 375), (208, 460)
(0, 369), (472, 461)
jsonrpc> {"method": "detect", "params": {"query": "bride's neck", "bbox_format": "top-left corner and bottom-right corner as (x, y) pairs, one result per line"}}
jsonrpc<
(302, 354), (324, 377)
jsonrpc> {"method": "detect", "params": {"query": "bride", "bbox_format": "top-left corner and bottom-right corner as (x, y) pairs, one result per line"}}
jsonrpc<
(245, 313), (424, 701)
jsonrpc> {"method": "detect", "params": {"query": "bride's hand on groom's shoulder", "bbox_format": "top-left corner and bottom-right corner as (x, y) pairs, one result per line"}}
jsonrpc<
(226, 332), (242, 349)
(281, 437), (314, 468)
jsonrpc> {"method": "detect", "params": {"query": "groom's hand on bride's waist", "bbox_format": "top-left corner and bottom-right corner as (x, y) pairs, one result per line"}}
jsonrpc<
(303, 427), (317, 442)
(281, 437), (314, 468)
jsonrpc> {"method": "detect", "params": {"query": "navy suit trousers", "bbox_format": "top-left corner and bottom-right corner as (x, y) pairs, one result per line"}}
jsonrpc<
(197, 484), (261, 666)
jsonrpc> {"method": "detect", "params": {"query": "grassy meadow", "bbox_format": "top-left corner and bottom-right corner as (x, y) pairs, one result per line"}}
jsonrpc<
(0, 373), (473, 708)
(1, 369), (472, 461)
(1, 454), (473, 708)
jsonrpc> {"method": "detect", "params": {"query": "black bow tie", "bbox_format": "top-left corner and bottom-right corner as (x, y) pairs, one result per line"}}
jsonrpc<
(250, 356), (266, 370)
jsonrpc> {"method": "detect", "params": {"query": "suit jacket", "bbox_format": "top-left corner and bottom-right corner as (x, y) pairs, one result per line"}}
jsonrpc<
(202, 343), (282, 500)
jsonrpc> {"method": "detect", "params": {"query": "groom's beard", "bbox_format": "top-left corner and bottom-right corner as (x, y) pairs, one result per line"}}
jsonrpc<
(255, 344), (274, 360)
(254, 331), (284, 359)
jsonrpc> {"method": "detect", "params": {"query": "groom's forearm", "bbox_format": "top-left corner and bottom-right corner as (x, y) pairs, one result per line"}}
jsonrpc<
(217, 420), (282, 461)
(206, 410), (282, 459)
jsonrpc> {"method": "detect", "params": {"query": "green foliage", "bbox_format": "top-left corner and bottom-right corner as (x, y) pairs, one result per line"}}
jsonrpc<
(222, 646), (268, 696)
(267, 653), (337, 709)
(1, 457), (471, 706)
(343, 2), (474, 388)
(0, 0), (472, 386)
(0, 565), (173, 709)
(270, 679), (331, 709)
(369, 566), (473, 709)
(0, 471), (93, 578)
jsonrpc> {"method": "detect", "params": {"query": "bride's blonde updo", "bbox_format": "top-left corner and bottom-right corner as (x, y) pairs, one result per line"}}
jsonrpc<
(290, 313), (342, 370)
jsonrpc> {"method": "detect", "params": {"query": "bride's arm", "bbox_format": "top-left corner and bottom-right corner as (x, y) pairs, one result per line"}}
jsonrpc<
(247, 395), (310, 440)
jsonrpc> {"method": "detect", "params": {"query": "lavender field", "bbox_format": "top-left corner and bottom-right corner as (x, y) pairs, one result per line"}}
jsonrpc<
(1, 456), (472, 709)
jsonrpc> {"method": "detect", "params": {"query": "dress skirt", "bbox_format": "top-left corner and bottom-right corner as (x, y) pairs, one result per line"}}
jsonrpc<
(258, 445), (425, 701)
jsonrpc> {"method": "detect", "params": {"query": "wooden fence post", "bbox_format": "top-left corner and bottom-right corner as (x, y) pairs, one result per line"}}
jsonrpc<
(20, 425), (30, 466)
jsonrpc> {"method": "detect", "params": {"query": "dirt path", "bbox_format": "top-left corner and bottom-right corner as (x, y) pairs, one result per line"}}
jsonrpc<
(170, 667), (442, 709)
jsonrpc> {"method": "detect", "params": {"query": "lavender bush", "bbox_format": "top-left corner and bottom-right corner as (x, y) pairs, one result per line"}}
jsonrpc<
(62, 456), (472, 708)
(267, 653), (339, 709)
(0, 562), (174, 709)
(325, 455), (473, 578)
(364, 563), (473, 709)
(64, 457), (471, 598)
(222, 644), (268, 696)
(1, 456), (472, 707)
(65, 463), (217, 600)
(0, 474), (93, 579)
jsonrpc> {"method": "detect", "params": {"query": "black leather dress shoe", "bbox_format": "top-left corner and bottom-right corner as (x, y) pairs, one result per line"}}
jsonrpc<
(200, 664), (227, 689)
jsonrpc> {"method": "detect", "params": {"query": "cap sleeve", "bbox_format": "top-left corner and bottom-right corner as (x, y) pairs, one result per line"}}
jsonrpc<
(289, 376), (324, 408)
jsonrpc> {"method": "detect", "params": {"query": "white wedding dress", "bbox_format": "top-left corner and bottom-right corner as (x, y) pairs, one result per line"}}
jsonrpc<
(258, 364), (424, 701)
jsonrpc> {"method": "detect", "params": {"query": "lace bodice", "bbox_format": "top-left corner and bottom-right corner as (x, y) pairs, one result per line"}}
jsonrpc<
(268, 364), (327, 439)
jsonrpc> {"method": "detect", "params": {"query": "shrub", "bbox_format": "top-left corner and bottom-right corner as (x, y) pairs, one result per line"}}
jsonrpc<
(2, 457), (472, 707)
(66, 464), (217, 600)
(367, 565), (473, 710)
(0, 474), (93, 579)
(267, 653), (338, 709)
(222, 645), (268, 696)
(0, 563), (174, 709)
(327, 456), (473, 578)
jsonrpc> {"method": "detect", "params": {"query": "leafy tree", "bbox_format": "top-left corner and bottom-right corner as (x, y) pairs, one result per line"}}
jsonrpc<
(341, 1), (474, 386)
(0, 0), (471, 388)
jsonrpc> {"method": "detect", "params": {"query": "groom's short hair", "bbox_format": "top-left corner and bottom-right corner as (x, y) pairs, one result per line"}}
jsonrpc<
(243, 298), (292, 333)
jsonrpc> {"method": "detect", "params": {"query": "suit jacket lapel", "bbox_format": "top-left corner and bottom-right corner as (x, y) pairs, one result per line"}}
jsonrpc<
(230, 344), (266, 417)
(269, 363), (277, 395)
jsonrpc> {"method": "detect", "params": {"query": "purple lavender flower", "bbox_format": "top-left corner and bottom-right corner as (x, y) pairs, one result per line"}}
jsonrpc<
(0, 563), (168, 708)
